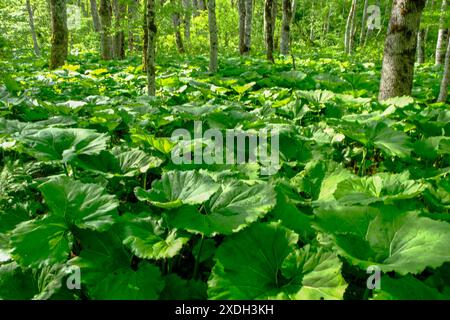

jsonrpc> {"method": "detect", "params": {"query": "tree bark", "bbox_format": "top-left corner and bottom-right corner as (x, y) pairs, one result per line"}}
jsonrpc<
(99, 0), (113, 60)
(360, 0), (369, 44)
(50, 0), (68, 69)
(128, 0), (139, 51)
(438, 29), (450, 102)
(198, 0), (206, 10)
(208, 0), (218, 72)
(345, 0), (357, 54)
(26, 0), (41, 56)
(280, 0), (293, 54)
(435, 0), (449, 65)
(264, 0), (275, 62)
(183, 0), (191, 45)
(90, 0), (101, 32)
(379, 0), (427, 101)
(238, 0), (246, 54)
(417, 28), (426, 63)
(143, 0), (149, 70)
(147, 0), (157, 95)
(112, 0), (126, 59)
(172, 0), (185, 53)
(243, 0), (253, 54)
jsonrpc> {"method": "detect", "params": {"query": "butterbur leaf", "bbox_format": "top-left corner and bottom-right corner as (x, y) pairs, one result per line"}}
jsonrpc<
(372, 275), (450, 300)
(89, 263), (164, 300)
(10, 216), (72, 268)
(121, 214), (189, 260)
(38, 176), (119, 231)
(135, 170), (220, 209)
(208, 223), (347, 300)
(0, 262), (37, 299)
(160, 274), (207, 300)
(20, 128), (108, 162)
(314, 205), (450, 275)
(168, 181), (276, 236)
(334, 172), (426, 205)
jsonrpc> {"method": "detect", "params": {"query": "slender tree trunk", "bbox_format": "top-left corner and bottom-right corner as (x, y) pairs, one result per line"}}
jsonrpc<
(243, 0), (253, 54)
(323, 4), (331, 36)
(309, 0), (315, 41)
(349, 0), (358, 53)
(438, 30), (450, 102)
(183, 0), (191, 46)
(435, 0), (449, 65)
(147, 0), (157, 95)
(345, 0), (357, 53)
(90, 0), (101, 32)
(379, 0), (427, 101)
(128, 0), (139, 51)
(172, 0), (185, 53)
(208, 0), (218, 72)
(143, 0), (149, 70)
(360, 0), (369, 44)
(280, 0), (293, 54)
(112, 0), (126, 59)
(238, 0), (246, 54)
(26, 0), (41, 56)
(417, 28), (426, 63)
(264, 0), (275, 62)
(50, 0), (68, 69)
(99, 0), (113, 60)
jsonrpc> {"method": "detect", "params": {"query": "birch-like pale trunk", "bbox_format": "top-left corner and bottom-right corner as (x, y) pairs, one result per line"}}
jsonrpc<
(208, 0), (218, 72)
(435, 0), (449, 65)
(344, 0), (357, 53)
(26, 0), (41, 56)
(90, 0), (101, 32)
(379, 0), (427, 100)
(243, 0), (253, 54)
(50, 0), (68, 69)
(99, 0), (113, 60)
(360, 0), (369, 45)
(438, 30), (450, 102)
(417, 28), (426, 63)
(147, 0), (157, 95)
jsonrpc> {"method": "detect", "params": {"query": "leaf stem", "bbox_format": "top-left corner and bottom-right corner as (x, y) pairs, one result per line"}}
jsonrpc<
(193, 234), (205, 280)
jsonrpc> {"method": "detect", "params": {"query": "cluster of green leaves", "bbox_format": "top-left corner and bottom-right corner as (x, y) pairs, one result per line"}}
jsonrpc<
(0, 50), (449, 300)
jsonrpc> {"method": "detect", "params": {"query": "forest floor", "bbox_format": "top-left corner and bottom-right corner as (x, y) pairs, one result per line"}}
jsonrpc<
(0, 52), (449, 300)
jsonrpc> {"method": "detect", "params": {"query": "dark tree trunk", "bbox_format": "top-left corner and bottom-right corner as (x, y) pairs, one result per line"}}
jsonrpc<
(238, 0), (246, 54)
(379, 0), (427, 100)
(90, 0), (101, 32)
(264, 0), (275, 62)
(112, 0), (126, 59)
(50, 0), (68, 69)
(99, 0), (113, 60)
(147, 0), (157, 95)
(208, 0), (218, 72)
(280, 0), (293, 55)
(172, 0), (185, 53)
(143, 0), (149, 70)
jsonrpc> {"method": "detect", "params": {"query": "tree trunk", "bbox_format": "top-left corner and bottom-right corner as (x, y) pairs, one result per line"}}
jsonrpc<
(323, 4), (331, 36)
(50, 0), (68, 69)
(143, 0), (149, 70)
(438, 30), (450, 102)
(280, 0), (293, 54)
(360, 0), (369, 45)
(264, 0), (275, 62)
(417, 28), (426, 63)
(238, 0), (246, 54)
(243, 0), (253, 54)
(112, 0), (126, 59)
(128, 0), (139, 51)
(349, 0), (358, 53)
(208, 0), (218, 72)
(435, 0), (449, 65)
(198, 0), (206, 10)
(183, 0), (191, 45)
(90, 0), (101, 32)
(379, 0), (427, 101)
(99, 0), (113, 60)
(345, 0), (357, 54)
(26, 0), (41, 56)
(147, 0), (157, 95)
(172, 0), (185, 53)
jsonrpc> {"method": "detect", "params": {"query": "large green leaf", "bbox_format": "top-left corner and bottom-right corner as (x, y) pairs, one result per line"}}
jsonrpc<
(135, 170), (220, 209)
(314, 205), (450, 274)
(90, 263), (164, 300)
(208, 222), (347, 300)
(334, 172), (426, 205)
(38, 176), (118, 231)
(121, 214), (189, 260)
(10, 216), (72, 268)
(20, 128), (108, 162)
(168, 181), (276, 236)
